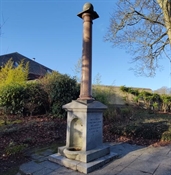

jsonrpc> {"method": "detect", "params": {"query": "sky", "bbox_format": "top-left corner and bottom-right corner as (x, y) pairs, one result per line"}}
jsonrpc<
(0, 0), (171, 91)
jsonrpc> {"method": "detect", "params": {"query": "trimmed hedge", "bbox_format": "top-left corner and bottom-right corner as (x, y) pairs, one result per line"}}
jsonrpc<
(0, 84), (25, 115)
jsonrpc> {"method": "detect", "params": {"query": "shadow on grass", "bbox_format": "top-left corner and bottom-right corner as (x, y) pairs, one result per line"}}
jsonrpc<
(131, 121), (169, 140)
(110, 120), (170, 141)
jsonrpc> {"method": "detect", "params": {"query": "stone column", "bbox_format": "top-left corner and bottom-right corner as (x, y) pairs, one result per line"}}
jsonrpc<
(77, 3), (99, 100)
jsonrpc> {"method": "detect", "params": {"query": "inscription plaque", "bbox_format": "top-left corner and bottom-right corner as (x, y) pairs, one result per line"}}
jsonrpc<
(87, 114), (103, 149)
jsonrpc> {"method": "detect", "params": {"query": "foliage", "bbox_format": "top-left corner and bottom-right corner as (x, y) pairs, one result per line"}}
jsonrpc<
(120, 86), (130, 93)
(160, 94), (171, 112)
(92, 86), (109, 105)
(0, 84), (25, 115)
(0, 68), (80, 117)
(5, 141), (27, 156)
(161, 128), (171, 141)
(120, 86), (140, 96)
(105, 0), (171, 76)
(120, 86), (171, 112)
(120, 86), (141, 105)
(0, 59), (28, 87)
(0, 82), (48, 116)
(24, 83), (49, 116)
(0, 106), (8, 125)
(39, 71), (61, 85)
(40, 72), (80, 117)
(0, 59), (30, 115)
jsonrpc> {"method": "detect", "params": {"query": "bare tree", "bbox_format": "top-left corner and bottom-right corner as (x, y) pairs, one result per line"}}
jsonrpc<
(105, 0), (171, 76)
(154, 86), (171, 94)
(73, 58), (82, 83)
(0, 14), (7, 36)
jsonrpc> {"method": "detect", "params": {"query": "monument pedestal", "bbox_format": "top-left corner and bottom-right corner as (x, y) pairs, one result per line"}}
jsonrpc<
(49, 100), (118, 174)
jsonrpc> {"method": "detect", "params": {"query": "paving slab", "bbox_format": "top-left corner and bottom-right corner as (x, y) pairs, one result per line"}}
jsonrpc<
(154, 164), (171, 175)
(41, 149), (55, 156)
(39, 160), (61, 170)
(16, 142), (171, 175)
(110, 143), (145, 157)
(33, 167), (53, 175)
(31, 153), (48, 163)
(19, 161), (43, 174)
(47, 166), (80, 175)
(128, 158), (160, 174)
(117, 167), (152, 175)
(160, 156), (171, 167)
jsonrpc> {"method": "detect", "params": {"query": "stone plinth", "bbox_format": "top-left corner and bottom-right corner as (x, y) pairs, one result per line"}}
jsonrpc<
(49, 100), (118, 174)
(63, 100), (106, 152)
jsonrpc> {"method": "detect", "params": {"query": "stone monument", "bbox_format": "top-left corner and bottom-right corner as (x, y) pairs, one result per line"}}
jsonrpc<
(49, 3), (118, 174)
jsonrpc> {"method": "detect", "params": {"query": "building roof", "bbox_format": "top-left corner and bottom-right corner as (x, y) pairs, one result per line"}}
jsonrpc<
(0, 52), (53, 80)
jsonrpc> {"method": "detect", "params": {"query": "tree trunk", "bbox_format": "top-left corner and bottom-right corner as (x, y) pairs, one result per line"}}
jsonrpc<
(157, 0), (171, 45)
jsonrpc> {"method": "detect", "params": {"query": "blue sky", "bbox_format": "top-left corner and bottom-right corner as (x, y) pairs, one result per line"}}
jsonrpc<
(0, 0), (170, 91)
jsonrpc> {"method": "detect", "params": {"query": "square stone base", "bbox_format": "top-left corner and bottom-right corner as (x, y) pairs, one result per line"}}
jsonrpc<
(49, 151), (118, 174)
(58, 144), (111, 163)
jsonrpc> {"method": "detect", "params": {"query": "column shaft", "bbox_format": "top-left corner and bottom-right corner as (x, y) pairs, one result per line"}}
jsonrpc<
(79, 13), (93, 100)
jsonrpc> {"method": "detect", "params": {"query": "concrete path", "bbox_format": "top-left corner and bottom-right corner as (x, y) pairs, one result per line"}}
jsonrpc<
(16, 142), (171, 175)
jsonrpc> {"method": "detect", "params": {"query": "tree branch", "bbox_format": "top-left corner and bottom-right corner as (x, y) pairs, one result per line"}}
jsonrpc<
(134, 10), (165, 26)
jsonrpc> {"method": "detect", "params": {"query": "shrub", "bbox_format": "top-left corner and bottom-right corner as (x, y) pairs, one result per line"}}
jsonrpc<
(41, 72), (80, 117)
(24, 83), (49, 116)
(0, 59), (29, 116)
(0, 84), (25, 115)
(120, 107), (132, 118)
(103, 105), (117, 121)
(0, 82), (49, 116)
(120, 86), (129, 93)
(161, 130), (171, 141)
(0, 59), (28, 87)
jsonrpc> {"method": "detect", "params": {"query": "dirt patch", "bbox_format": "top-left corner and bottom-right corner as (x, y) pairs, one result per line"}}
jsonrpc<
(0, 114), (171, 174)
(0, 115), (66, 173)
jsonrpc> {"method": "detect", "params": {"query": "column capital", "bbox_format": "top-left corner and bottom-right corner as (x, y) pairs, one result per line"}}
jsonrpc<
(77, 3), (99, 20)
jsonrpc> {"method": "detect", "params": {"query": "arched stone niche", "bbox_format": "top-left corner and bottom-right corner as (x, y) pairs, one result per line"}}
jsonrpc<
(70, 118), (83, 150)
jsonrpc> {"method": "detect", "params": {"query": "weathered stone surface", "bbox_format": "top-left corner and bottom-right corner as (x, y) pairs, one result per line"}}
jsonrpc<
(19, 161), (43, 174)
(17, 143), (171, 175)
(49, 151), (118, 174)
(62, 100), (107, 153)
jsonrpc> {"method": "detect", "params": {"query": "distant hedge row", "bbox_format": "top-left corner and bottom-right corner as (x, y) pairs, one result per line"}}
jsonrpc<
(120, 85), (171, 112)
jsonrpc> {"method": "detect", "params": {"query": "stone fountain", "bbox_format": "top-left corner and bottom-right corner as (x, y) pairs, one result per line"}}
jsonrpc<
(49, 3), (118, 174)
